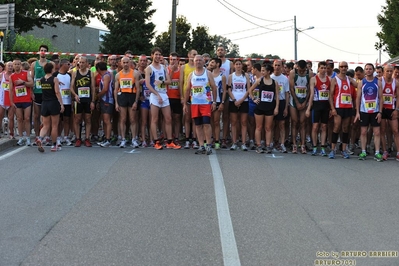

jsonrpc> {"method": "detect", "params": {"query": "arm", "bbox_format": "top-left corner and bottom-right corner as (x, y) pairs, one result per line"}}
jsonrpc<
(219, 75), (227, 111)
(114, 73), (120, 111)
(179, 65), (185, 103)
(207, 71), (217, 111)
(329, 78), (336, 116)
(183, 73), (192, 114)
(274, 80), (280, 116)
(354, 81), (362, 122)
(289, 70), (299, 106)
(25, 72), (34, 88)
(9, 76), (14, 107)
(132, 71), (141, 110)
(238, 73), (250, 103)
(227, 74), (235, 101)
(70, 71), (78, 100)
(248, 78), (260, 100)
(97, 74), (111, 98)
(306, 77), (316, 116)
(90, 71), (96, 110)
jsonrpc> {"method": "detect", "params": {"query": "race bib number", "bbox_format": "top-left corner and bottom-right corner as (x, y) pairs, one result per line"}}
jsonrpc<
(253, 89), (259, 99)
(169, 79), (179, 89)
(61, 89), (71, 97)
(319, 90), (329, 101)
(143, 89), (151, 99)
(2, 81), (9, 91)
(192, 86), (204, 95)
(234, 82), (245, 92)
(120, 78), (132, 89)
(15, 86), (27, 97)
(295, 86), (306, 98)
(156, 81), (166, 92)
(383, 94), (393, 105)
(261, 91), (274, 102)
(78, 87), (90, 98)
(279, 85), (283, 93)
(365, 100), (377, 112)
(340, 93), (352, 104)
(35, 78), (41, 89)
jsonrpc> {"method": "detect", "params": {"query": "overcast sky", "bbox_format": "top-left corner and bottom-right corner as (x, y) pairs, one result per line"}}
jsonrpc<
(89, 0), (391, 66)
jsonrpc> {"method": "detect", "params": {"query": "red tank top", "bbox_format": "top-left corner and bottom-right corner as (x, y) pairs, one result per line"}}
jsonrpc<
(314, 75), (330, 101)
(167, 67), (180, 99)
(2, 73), (11, 106)
(333, 76), (354, 109)
(10, 70), (31, 103)
(382, 78), (396, 109)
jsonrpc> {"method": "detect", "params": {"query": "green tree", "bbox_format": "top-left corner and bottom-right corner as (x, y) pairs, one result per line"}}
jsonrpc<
(190, 26), (214, 55)
(5, 34), (54, 61)
(376, 0), (399, 57)
(13, 0), (111, 33)
(246, 53), (264, 59)
(154, 15), (191, 56)
(100, 0), (155, 55)
(212, 35), (240, 58)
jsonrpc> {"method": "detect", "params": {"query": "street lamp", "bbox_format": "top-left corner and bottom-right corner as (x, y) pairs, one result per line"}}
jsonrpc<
(294, 16), (314, 61)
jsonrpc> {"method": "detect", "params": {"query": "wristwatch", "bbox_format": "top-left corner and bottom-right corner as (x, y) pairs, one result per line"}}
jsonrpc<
(232, 99), (236, 102)
(221, 101), (225, 104)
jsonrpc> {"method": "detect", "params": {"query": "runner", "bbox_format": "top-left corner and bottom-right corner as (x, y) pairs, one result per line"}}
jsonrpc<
(380, 64), (399, 161)
(114, 56), (141, 148)
(355, 63), (383, 161)
(227, 59), (251, 151)
(145, 47), (181, 150)
(0, 62), (16, 138)
(249, 64), (279, 153)
(306, 61), (330, 156)
(36, 62), (64, 152)
(70, 56), (96, 147)
(183, 55), (217, 155)
(137, 55), (152, 147)
(328, 61), (357, 159)
(208, 57), (227, 149)
(9, 58), (34, 146)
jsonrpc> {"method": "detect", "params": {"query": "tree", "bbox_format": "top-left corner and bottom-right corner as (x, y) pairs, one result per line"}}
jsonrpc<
(4, 34), (54, 61)
(100, 0), (155, 55)
(154, 15), (191, 56)
(212, 35), (240, 58)
(246, 53), (265, 59)
(14, 0), (111, 33)
(190, 26), (214, 55)
(376, 0), (399, 57)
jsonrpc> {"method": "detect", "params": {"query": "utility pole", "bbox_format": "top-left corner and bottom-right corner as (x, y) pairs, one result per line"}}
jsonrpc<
(170, 0), (177, 53)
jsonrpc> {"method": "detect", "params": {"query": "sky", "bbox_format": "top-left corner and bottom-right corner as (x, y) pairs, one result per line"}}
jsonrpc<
(88, 0), (391, 67)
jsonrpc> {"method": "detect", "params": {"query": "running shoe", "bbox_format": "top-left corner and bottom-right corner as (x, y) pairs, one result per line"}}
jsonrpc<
(320, 148), (327, 157)
(100, 140), (111, 147)
(241, 144), (248, 151)
(348, 144), (355, 155)
(311, 147), (317, 156)
(195, 146), (205, 154)
(266, 146), (272, 154)
(142, 140), (148, 148)
(17, 138), (25, 146)
(184, 141), (190, 149)
(206, 145), (212, 155)
(85, 139), (92, 147)
(154, 141), (163, 150)
(249, 140), (255, 150)
(341, 150), (350, 159)
(358, 152), (367, 160)
(36, 138), (44, 153)
(280, 144), (287, 153)
(292, 145), (297, 154)
(166, 142), (181, 149)
(374, 153), (383, 162)
(396, 153), (399, 162)
(192, 140), (199, 149)
(119, 139), (126, 148)
(25, 137), (31, 146)
(221, 140), (228, 149)
(230, 143), (237, 150)
(301, 145), (307, 154)
(215, 143), (220, 150)
(256, 146), (264, 154)
(75, 139), (82, 147)
(382, 151), (389, 161)
(149, 140), (154, 147)
(328, 150), (335, 159)
(131, 139), (140, 148)
(51, 145), (57, 152)
(65, 138), (72, 146)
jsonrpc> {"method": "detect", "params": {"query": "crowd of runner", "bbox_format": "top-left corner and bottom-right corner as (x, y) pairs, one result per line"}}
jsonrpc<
(0, 44), (398, 162)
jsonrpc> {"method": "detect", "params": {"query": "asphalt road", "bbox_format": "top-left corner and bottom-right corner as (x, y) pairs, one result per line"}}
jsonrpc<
(1, 144), (398, 266)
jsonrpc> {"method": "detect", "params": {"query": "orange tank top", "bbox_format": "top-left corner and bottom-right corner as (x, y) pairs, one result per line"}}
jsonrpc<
(118, 69), (136, 93)
(167, 66), (181, 99)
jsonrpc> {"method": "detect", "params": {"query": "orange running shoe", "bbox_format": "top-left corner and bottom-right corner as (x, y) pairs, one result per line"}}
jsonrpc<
(154, 141), (163, 150)
(166, 142), (181, 149)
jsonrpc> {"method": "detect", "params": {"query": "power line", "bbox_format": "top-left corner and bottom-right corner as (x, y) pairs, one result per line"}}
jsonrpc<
(219, 0), (292, 23)
(222, 22), (292, 36)
(231, 26), (292, 41)
(301, 31), (376, 56)
(216, 0), (291, 31)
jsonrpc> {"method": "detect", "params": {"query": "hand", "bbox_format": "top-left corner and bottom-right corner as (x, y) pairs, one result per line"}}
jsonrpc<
(283, 108), (288, 117)
(376, 112), (382, 123)
(60, 105), (65, 113)
(183, 104), (188, 114)
(157, 95), (163, 105)
(75, 95), (80, 103)
(211, 103), (216, 112)
(218, 103), (224, 111)
(115, 104), (120, 112)
(354, 113), (360, 123)
(331, 109), (337, 117)
(17, 79), (25, 85)
(132, 102), (137, 111)
(274, 107), (278, 116)
(255, 98), (260, 105)
(90, 102), (95, 111)
(305, 109), (310, 118)
(234, 99), (241, 107)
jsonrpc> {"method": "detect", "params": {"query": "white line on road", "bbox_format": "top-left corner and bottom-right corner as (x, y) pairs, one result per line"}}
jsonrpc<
(209, 152), (241, 266)
(0, 146), (28, 161)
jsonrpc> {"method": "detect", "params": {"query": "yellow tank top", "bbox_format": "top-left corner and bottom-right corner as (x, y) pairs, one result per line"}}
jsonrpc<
(118, 69), (136, 93)
(183, 63), (195, 95)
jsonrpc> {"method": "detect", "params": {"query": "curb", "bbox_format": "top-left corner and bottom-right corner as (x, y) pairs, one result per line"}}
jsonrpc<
(0, 139), (18, 152)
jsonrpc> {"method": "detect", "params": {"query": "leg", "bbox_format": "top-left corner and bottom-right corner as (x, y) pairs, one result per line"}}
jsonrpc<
(50, 114), (60, 144)
(254, 114), (264, 146)
(240, 112), (248, 145)
(119, 107), (127, 139)
(289, 106), (298, 147)
(264, 115), (274, 146)
(150, 105), (160, 140)
(230, 112), (238, 143)
(84, 113), (92, 139)
(33, 103), (41, 137)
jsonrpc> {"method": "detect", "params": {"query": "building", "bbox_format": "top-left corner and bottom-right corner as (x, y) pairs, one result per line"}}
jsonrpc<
(22, 22), (109, 55)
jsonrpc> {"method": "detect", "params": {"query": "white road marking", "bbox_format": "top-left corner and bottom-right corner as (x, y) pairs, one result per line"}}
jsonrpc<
(124, 149), (141, 154)
(265, 154), (284, 158)
(0, 146), (28, 161)
(209, 152), (241, 266)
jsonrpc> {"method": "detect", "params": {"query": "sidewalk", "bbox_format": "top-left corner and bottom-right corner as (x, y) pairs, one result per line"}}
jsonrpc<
(0, 136), (18, 152)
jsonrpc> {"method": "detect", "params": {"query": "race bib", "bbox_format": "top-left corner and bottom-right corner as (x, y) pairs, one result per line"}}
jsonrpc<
(365, 100), (377, 112)
(169, 79), (179, 90)
(261, 91), (274, 102)
(120, 78), (132, 89)
(15, 86), (27, 97)
(383, 94), (393, 105)
(143, 89), (151, 100)
(192, 86), (204, 95)
(35, 78), (41, 89)
(156, 81), (166, 92)
(234, 82), (245, 92)
(78, 87), (90, 98)
(61, 89), (71, 97)
(295, 86), (306, 98)
(253, 89), (259, 99)
(340, 93), (352, 104)
(279, 85), (283, 93)
(2, 81), (9, 91)
(319, 90), (329, 101)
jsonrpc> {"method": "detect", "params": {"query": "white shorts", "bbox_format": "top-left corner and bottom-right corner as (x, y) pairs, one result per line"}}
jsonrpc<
(149, 93), (170, 108)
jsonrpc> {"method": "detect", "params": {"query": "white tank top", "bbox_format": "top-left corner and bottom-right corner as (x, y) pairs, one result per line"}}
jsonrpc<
(190, 69), (211, 105)
(57, 72), (72, 105)
(220, 59), (231, 80)
(213, 72), (223, 103)
(150, 65), (167, 94)
(0, 73), (6, 106)
(230, 73), (248, 102)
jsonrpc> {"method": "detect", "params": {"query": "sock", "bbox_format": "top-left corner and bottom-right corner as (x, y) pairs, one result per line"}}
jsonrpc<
(167, 139), (172, 144)
(362, 150), (366, 153)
